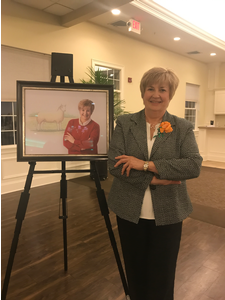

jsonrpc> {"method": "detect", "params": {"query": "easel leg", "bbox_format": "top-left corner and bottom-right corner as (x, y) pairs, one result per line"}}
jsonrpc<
(90, 161), (130, 298)
(1, 162), (36, 300)
(51, 67), (70, 272)
(59, 161), (68, 271)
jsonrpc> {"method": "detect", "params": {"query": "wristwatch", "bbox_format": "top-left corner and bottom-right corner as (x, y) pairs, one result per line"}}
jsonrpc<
(143, 161), (149, 171)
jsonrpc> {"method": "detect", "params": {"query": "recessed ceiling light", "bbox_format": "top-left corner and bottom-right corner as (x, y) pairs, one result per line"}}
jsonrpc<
(210, 53), (216, 56)
(174, 37), (180, 41)
(111, 9), (121, 15)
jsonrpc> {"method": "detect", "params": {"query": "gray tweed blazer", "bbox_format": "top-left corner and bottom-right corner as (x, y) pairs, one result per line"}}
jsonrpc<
(107, 109), (203, 226)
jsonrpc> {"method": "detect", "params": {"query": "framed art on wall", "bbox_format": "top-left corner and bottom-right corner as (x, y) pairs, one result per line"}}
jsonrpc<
(17, 81), (114, 162)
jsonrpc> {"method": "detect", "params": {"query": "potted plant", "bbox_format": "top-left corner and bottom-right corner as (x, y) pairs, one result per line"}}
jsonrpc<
(80, 66), (128, 180)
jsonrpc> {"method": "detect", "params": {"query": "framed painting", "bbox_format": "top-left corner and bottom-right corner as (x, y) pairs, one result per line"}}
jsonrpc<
(17, 81), (114, 161)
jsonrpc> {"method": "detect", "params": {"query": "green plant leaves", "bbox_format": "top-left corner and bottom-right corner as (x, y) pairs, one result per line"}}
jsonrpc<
(80, 67), (129, 120)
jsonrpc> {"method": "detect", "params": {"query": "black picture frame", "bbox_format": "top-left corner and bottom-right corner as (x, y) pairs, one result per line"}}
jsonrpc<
(17, 81), (114, 162)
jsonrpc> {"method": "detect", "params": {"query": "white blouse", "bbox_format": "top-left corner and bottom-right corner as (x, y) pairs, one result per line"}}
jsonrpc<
(79, 118), (92, 126)
(139, 122), (160, 220)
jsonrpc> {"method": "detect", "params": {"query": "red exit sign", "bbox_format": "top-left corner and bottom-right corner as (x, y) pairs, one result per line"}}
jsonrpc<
(128, 19), (141, 34)
(132, 20), (140, 30)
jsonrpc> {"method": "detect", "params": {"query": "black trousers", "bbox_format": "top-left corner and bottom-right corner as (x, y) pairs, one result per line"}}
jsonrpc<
(117, 216), (182, 300)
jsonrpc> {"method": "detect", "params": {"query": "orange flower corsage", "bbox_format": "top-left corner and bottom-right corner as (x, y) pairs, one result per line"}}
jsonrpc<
(154, 121), (173, 138)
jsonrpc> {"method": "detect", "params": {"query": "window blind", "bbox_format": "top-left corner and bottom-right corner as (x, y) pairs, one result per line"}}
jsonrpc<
(1, 45), (51, 101)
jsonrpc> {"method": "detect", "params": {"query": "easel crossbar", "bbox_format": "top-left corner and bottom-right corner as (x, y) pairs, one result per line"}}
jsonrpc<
(33, 169), (91, 174)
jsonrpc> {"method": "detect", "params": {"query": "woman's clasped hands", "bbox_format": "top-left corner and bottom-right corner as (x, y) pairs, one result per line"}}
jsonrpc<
(114, 155), (144, 176)
(114, 155), (181, 186)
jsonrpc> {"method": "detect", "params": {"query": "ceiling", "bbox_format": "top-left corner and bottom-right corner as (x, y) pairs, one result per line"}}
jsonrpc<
(12, 0), (225, 64)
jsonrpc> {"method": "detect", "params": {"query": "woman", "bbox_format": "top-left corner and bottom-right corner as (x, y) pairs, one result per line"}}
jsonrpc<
(107, 67), (202, 300)
(63, 99), (100, 154)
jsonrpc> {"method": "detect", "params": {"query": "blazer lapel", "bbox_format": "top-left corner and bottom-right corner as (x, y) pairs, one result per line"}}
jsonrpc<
(130, 110), (149, 160)
(150, 111), (175, 159)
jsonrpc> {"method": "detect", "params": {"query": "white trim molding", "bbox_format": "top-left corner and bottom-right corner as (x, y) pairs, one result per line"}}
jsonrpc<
(132, 0), (225, 51)
(1, 146), (90, 194)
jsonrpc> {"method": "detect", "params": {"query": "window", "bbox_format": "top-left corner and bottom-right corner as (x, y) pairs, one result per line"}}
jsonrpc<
(92, 59), (123, 98)
(92, 60), (124, 121)
(185, 83), (199, 130)
(94, 65), (121, 90)
(185, 101), (196, 128)
(1, 45), (51, 146)
(1, 102), (17, 145)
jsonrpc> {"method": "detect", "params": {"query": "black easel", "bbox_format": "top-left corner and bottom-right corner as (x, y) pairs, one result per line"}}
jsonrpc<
(2, 53), (130, 300)
(90, 161), (130, 299)
(50, 52), (75, 272)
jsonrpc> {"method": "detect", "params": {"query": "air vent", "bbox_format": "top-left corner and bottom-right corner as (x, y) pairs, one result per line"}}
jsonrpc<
(110, 20), (127, 27)
(187, 51), (201, 55)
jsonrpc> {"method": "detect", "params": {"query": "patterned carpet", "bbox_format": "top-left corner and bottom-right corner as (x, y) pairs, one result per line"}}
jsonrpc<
(71, 166), (225, 228)
(186, 166), (225, 210)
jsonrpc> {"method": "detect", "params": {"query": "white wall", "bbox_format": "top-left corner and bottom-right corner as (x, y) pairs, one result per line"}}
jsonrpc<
(1, 0), (208, 118)
(1, 0), (219, 194)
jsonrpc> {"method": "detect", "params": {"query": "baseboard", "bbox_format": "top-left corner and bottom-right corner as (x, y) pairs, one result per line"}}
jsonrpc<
(190, 203), (225, 228)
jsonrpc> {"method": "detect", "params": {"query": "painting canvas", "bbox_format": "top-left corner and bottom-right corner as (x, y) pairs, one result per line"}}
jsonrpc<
(17, 81), (114, 161)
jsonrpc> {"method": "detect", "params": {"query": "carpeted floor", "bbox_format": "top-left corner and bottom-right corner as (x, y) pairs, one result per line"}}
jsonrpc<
(186, 166), (225, 210)
(71, 166), (225, 228)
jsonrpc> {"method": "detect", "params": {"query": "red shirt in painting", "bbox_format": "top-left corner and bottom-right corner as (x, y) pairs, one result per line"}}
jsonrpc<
(63, 119), (100, 154)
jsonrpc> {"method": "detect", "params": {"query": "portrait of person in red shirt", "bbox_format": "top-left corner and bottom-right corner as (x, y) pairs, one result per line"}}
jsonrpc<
(63, 99), (100, 154)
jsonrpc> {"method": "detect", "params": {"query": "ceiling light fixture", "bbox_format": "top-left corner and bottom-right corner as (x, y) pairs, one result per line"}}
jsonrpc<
(174, 37), (180, 41)
(111, 9), (121, 15)
(210, 53), (216, 56)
